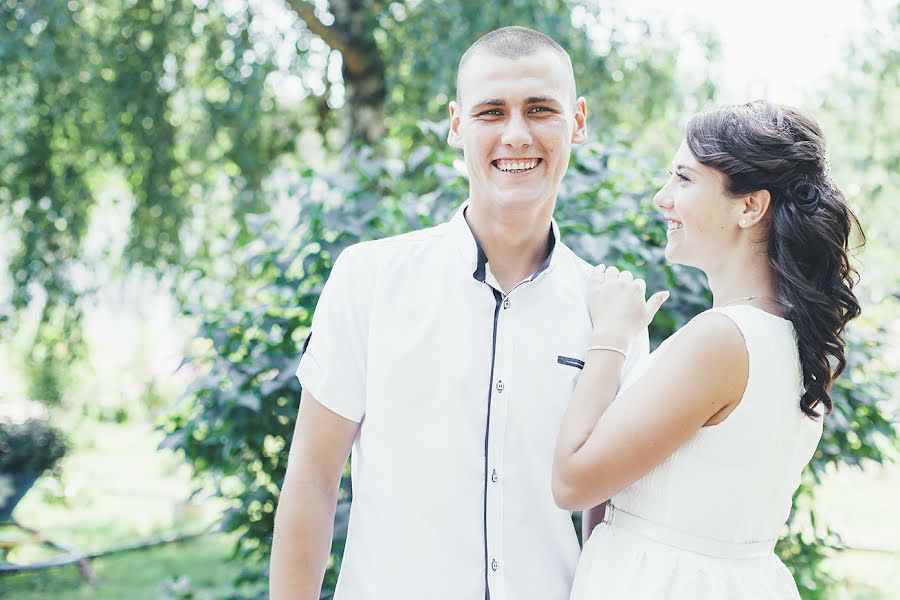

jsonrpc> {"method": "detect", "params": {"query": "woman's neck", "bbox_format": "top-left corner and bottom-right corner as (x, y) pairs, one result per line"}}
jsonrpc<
(707, 248), (779, 310)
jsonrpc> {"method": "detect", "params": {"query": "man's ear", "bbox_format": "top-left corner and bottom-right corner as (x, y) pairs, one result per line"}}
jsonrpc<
(571, 96), (587, 145)
(448, 100), (463, 149)
(738, 189), (772, 229)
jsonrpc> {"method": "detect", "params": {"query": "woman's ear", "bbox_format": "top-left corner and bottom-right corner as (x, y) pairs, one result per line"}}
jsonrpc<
(738, 189), (772, 229)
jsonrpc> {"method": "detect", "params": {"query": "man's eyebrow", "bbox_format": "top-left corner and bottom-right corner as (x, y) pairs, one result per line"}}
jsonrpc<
(525, 96), (562, 105)
(470, 99), (506, 110)
(675, 164), (702, 177)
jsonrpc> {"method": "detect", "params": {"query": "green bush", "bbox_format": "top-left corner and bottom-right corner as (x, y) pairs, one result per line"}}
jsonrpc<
(0, 418), (68, 475)
(0, 417), (68, 521)
(164, 124), (896, 599)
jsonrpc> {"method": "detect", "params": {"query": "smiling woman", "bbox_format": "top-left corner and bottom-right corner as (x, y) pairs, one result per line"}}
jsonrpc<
(554, 100), (864, 600)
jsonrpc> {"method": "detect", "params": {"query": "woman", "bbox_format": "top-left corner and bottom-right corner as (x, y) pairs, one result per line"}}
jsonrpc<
(553, 100), (862, 598)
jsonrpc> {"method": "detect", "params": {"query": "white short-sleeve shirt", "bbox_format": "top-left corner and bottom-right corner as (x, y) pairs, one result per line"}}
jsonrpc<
(296, 202), (648, 600)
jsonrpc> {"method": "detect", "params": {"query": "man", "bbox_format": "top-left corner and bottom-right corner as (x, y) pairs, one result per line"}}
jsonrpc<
(270, 26), (648, 600)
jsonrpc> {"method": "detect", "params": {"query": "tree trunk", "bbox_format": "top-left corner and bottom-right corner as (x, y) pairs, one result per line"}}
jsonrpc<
(288, 0), (386, 144)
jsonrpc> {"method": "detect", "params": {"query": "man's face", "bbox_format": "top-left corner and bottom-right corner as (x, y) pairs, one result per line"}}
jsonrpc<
(448, 49), (587, 216)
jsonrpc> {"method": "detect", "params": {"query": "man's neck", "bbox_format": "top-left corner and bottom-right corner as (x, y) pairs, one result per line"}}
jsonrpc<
(464, 201), (554, 293)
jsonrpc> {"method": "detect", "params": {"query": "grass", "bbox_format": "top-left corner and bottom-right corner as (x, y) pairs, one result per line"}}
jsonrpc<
(8, 417), (222, 553)
(0, 534), (239, 600)
(1, 416), (247, 599)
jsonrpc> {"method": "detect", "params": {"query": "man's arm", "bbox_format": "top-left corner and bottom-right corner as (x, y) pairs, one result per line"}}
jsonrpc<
(270, 389), (360, 600)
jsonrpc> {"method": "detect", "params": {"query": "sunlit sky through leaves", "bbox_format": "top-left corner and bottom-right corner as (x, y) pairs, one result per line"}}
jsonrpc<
(603, 0), (889, 107)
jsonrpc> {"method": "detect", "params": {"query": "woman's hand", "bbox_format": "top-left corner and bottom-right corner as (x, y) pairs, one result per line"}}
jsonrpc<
(589, 265), (669, 345)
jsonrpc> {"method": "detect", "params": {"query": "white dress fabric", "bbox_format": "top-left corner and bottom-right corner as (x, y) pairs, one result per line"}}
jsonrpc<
(570, 306), (824, 599)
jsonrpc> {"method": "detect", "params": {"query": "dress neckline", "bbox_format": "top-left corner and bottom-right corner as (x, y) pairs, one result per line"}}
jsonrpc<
(713, 304), (792, 324)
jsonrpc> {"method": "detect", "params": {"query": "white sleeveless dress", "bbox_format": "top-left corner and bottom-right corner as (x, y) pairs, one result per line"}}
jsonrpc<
(570, 306), (823, 599)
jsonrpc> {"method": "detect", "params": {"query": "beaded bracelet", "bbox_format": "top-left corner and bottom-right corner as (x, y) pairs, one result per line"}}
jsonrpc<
(586, 345), (627, 358)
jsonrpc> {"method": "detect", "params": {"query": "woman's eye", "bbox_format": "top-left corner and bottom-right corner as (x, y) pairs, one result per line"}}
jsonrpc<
(674, 171), (691, 182)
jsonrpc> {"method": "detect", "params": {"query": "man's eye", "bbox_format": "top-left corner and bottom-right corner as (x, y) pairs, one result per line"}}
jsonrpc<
(478, 109), (502, 116)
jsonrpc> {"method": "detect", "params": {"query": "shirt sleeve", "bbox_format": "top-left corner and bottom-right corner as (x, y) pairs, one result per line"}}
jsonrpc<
(295, 244), (373, 422)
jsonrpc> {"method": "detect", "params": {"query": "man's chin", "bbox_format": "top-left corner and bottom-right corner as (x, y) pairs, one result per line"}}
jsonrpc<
(489, 189), (555, 211)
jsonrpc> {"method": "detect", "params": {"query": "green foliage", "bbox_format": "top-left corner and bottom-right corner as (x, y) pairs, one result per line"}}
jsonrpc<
(0, 417), (68, 521)
(1, 0), (696, 406)
(815, 3), (899, 297)
(165, 124), (897, 598)
(781, 324), (897, 599)
(0, 418), (67, 474)
(375, 1), (698, 151)
(1, 0), (295, 403)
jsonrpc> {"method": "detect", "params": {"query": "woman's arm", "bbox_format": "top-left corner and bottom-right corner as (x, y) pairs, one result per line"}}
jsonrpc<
(552, 311), (748, 510)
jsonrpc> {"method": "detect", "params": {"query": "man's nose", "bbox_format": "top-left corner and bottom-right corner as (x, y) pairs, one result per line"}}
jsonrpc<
(501, 112), (532, 148)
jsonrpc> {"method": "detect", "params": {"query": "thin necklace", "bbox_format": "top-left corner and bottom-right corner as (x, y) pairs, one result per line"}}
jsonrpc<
(721, 295), (792, 308)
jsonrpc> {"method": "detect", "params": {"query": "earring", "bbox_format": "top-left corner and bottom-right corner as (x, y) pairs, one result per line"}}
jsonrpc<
(740, 219), (748, 227)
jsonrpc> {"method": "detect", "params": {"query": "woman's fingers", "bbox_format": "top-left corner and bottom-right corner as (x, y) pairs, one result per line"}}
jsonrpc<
(646, 291), (670, 318)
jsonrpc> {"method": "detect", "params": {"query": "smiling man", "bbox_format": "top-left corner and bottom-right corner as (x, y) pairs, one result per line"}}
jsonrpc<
(270, 26), (648, 600)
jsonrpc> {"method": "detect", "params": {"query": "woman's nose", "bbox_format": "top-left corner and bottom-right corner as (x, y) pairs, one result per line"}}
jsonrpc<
(653, 183), (673, 210)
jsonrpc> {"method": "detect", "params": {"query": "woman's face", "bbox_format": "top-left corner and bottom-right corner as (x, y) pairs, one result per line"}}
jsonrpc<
(653, 140), (745, 270)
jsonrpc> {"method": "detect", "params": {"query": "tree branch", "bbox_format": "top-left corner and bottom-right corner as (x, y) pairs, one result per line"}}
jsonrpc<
(285, 0), (368, 74)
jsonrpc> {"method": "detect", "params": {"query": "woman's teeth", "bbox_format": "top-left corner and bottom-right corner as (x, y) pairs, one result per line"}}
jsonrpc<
(494, 159), (540, 172)
(667, 220), (683, 231)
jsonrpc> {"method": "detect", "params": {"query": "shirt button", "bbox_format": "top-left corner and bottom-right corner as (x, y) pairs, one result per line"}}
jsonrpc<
(491, 468), (498, 483)
(491, 559), (499, 572)
(503, 298), (511, 309)
(496, 380), (504, 393)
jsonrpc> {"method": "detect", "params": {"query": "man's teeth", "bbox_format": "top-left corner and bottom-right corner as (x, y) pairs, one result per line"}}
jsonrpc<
(495, 159), (539, 172)
(667, 221), (683, 231)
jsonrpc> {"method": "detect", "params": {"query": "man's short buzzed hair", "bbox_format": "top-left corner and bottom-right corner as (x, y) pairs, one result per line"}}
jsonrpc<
(456, 26), (575, 106)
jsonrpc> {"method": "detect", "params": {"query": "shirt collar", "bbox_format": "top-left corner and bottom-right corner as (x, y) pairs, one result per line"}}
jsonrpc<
(449, 200), (560, 283)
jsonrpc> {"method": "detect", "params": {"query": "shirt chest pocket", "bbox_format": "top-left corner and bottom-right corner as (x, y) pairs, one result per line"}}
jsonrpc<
(508, 351), (585, 430)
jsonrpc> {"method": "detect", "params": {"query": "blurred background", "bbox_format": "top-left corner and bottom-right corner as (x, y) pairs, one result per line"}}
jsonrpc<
(0, 0), (897, 598)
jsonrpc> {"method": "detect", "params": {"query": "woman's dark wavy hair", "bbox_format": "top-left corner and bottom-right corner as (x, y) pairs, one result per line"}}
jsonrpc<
(685, 100), (863, 419)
